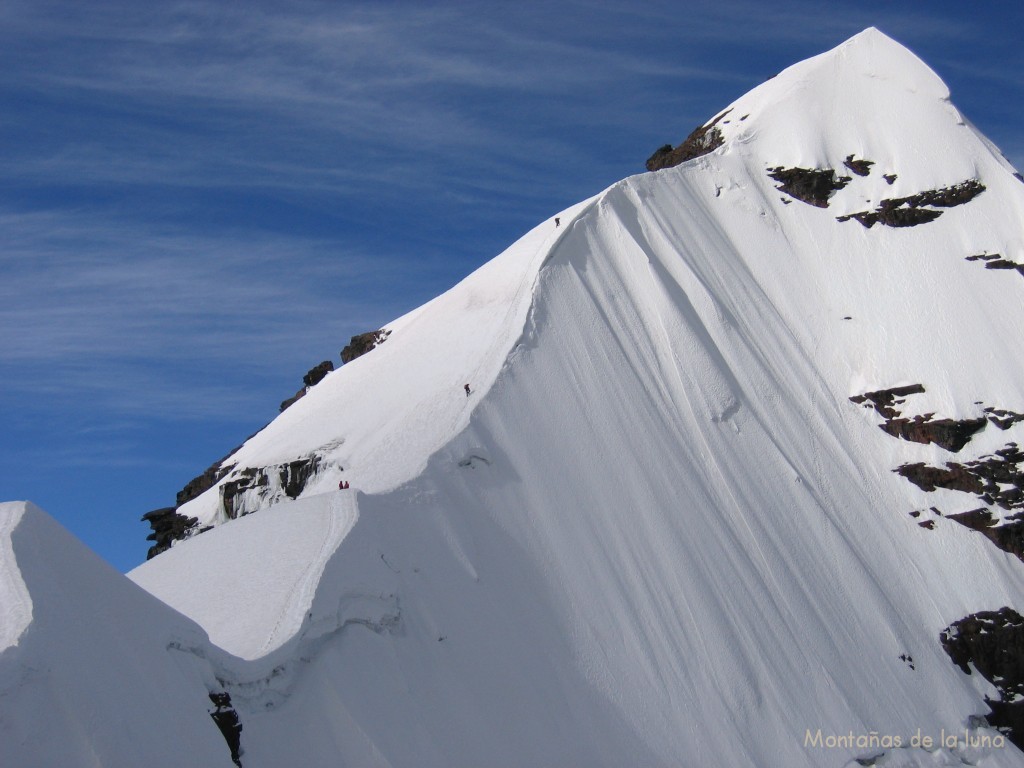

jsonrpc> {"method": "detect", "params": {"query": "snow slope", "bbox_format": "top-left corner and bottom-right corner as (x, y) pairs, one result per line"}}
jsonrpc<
(131, 490), (359, 659)
(171, 196), (595, 527)
(0, 502), (236, 768)
(11, 28), (1024, 767)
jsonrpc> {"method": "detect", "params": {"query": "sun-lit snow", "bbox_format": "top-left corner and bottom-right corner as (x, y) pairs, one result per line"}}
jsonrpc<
(0, 502), (32, 651)
(0, 502), (235, 767)
(6, 28), (1024, 768)
(131, 491), (359, 659)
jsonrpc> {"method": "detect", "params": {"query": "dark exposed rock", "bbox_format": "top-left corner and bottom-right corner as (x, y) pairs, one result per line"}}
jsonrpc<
(177, 459), (236, 508)
(940, 608), (1024, 749)
(140, 507), (199, 559)
(219, 455), (322, 518)
(986, 407), (1024, 430)
(882, 173), (897, 185)
(279, 387), (306, 413)
(896, 462), (984, 494)
(880, 414), (987, 453)
(837, 179), (986, 228)
(966, 253), (1024, 277)
(909, 443), (1024, 510)
(281, 455), (322, 499)
(843, 154), (874, 177)
(141, 451), (239, 558)
(208, 692), (243, 767)
(852, 386), (949, 459)
(341, 329), (391, 364)
(302, 360), (334, 388)
(220, 468), (269, 520)
(850, 384), (926, 420)
(645, 109), (730, 172)
(280, 360), (337, 412)
(902, 179), (987, 207)
(767, 166), (851, 207)
(895, 443), (1024, 563)
(947, 507), (1024, 563)
(840, 207), (943, 228)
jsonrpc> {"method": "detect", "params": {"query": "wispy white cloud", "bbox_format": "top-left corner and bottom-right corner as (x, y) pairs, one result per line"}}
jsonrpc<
(3, 0), (1021, 420)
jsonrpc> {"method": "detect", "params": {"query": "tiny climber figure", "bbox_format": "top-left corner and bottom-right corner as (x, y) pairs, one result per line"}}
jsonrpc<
(555, 217), (560, 227)
(464, 383), (471, 397)
(339, 480), (350, 490)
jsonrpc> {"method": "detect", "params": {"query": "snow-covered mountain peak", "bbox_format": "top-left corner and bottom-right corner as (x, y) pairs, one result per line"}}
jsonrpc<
(8, 30), (1024, 768)
(701, 28), (976, 189)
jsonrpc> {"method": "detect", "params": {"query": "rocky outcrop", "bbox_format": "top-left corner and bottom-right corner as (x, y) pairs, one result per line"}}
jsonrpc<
(280, 456), (321, 498)
(837, 179), (985, 228)
(302, 360), (334, 387)
(219, 456), (322, 519)
(140, 507), (201, 560)
(896, 442), (1024, 563)
(842, 154), (874, 176)
(220, 469), (270, 520)
(985, 407), (1024, 430)
(645, 110), (730, 172)
(767, 166), (851, 207)
(947, 507), (1024, 563)
(280, 360), (336, 413)
(966, 253), (1024, 277)
(880, 415), (986, 453)
(177, 459), (236, 507)
(144, 356), (335, 553)
(341, 329), (391, 364)
(208, 692), (243, 767)
(850, 386), (1024, 565)
(850, 384), (985, 452)
(142, 446), (245, 558)
(850, 384), (926, 419)
(941, 608), (1024, 749)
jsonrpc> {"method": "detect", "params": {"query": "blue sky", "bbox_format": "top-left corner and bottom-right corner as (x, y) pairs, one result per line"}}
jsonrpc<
(2, 0), (1022, 572)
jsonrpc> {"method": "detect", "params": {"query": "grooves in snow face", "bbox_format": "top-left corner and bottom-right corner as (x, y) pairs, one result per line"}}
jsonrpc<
(10, 27), (1024, 768)
(168, 196), (596, 531)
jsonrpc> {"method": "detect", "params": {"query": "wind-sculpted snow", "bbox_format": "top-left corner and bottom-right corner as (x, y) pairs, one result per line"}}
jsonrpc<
(11, 27), (1024, 768)
(0, 502), (32, 650)
(170, 196), (597, 532)
(131, 492), (360, 659)
(0, 503), (236, 767)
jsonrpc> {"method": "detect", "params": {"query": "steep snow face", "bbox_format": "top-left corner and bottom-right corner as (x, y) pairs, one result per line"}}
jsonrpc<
(125, 29), (1024, 768)
(0, 502), (236, 768)
(172, 197), (595, 530)
(0, 502), (32, 650)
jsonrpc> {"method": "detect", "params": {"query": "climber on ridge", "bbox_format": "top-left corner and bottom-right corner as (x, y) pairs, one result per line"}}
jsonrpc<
(464, 383), (471, 397)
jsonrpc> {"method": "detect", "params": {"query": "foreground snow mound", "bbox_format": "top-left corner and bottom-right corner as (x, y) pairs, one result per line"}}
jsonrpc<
(131, 491), (360, 659)
(0, 502), (32, 651)
(0, 502), (235, 768)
